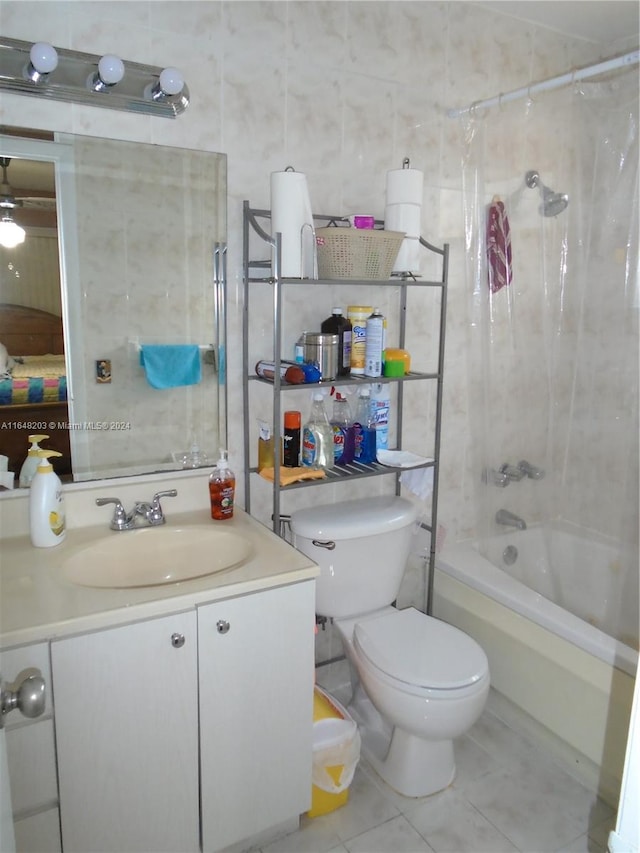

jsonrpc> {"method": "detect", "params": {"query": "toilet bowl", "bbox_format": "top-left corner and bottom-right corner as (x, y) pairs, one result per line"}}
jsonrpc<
(290, 496), (490, 798)
(336, 607), (489, 796)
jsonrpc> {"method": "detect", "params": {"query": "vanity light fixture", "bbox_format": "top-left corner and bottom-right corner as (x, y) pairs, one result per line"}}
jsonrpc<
(1, 36), (189, 118)
(0, 214), (26, 249)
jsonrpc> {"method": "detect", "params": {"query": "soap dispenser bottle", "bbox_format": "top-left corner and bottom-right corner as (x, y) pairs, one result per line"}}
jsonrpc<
(209, 449), (235, 520)
(29, 449), (66, 547)
(19, 434), (50, 488)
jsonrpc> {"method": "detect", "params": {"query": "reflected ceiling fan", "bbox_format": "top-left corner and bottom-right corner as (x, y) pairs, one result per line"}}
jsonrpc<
(0, 156), (57, 242)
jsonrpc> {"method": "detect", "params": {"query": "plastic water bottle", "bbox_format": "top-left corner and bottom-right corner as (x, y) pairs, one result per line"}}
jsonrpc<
(330, 392), (355, 465)
(370, 383), (390, 452)
(302, 392), (334, 469)
(353, 388), (376, 464)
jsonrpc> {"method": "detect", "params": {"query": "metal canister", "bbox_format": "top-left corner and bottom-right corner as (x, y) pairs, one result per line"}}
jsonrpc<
(303, 332), (339, 381)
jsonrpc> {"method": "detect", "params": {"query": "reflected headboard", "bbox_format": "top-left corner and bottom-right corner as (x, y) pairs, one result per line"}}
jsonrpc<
(0, 303), (64, 356)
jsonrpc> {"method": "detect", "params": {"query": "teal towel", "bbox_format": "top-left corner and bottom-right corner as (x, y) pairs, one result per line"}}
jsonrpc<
(140, 345), (201, 389)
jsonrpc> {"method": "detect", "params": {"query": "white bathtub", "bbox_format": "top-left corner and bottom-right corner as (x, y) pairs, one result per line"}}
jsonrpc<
(434, 523), (638, 805)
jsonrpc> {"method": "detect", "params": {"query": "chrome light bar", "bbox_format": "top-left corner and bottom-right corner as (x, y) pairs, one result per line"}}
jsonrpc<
(0, 37), (189, 119)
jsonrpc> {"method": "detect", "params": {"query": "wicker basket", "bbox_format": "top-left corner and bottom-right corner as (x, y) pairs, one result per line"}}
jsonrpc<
(315, 227), (405, 280)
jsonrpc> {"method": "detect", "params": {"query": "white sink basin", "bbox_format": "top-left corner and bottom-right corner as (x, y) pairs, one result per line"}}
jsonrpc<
(62, 524), (253, 589)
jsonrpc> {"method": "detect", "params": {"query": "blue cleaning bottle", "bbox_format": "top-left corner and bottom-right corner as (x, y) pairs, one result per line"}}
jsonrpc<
(353, 388), (376, 464)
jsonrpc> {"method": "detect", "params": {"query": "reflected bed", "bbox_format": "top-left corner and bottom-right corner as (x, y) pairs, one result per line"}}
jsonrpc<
(0, 303), (71, 480)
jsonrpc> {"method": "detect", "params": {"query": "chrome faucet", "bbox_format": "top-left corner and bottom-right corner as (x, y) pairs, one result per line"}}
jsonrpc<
(495, 509), (527, 530)
(96, 490), (177, 531)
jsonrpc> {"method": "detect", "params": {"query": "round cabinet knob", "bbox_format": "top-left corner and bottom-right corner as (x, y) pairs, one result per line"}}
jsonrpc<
(0, 671), (46, 726)
(216, 620), (230, 634)
(170, 633), (186, 648)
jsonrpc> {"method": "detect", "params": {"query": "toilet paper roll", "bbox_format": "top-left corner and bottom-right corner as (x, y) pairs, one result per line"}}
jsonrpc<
(385, 167), (424, 206)
(270, 169), (317, 279)
(393, 236), (421, 275)
(0, 454), (7, 473)
(384, 203), (422, 239)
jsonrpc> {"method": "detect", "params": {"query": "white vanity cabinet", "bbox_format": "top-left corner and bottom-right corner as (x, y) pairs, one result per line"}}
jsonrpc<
(1, 642), (61, 853)
(51, 610), (200, 853)
(198, 580), (316, 852)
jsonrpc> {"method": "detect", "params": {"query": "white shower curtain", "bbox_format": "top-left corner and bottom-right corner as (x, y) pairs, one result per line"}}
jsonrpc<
(461, 66), (638, 629)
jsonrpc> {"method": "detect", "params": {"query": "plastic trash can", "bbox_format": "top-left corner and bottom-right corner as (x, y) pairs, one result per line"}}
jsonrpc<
(308, 685), (361, 818)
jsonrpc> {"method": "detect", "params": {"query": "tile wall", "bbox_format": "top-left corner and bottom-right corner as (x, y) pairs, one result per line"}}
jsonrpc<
(0, 0), (622, 542)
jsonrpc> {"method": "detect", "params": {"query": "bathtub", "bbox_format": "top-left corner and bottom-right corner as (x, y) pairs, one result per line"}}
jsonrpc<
(434, 523), (638, 805)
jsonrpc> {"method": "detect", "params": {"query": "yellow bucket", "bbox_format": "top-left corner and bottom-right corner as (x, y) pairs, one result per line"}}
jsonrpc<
(308, 687), (354, 818)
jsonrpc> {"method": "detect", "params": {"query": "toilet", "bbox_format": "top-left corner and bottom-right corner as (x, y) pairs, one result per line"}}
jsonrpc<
(290, 495), (490, 798)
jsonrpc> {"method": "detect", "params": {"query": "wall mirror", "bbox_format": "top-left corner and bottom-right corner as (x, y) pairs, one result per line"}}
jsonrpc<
(0, 128), (227, 486)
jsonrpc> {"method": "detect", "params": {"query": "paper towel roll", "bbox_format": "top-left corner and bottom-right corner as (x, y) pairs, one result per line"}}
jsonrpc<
(384, 203), (422, 238)
(385, 167), (424, 206)
(393, 237), (421, 275)
(270, 169), (317, 279)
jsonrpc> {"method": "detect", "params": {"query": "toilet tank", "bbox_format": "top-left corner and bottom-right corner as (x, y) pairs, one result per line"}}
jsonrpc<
(290, 496), (418, 618)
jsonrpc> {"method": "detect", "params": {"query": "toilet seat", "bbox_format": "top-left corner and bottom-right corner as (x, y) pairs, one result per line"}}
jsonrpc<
(353, 607), (488, 691)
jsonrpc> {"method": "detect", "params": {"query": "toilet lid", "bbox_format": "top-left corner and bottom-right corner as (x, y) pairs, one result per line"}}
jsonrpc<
(354, 608), (488, 690)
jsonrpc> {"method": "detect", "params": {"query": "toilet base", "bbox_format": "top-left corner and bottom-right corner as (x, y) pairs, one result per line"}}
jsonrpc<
(348, 688), (456, 798)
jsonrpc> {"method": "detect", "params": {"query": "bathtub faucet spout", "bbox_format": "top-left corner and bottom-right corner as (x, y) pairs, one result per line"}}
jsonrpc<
(495, 509), (527, 530)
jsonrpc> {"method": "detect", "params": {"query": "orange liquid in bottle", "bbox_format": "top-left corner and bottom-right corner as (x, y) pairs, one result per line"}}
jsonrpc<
(209, 476), (235, 520)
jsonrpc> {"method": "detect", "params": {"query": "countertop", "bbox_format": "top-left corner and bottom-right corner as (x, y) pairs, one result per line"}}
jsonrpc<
(0, 507), (319, 649)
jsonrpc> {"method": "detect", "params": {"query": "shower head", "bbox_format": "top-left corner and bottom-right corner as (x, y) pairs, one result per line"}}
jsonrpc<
(525, 170), (569, 217)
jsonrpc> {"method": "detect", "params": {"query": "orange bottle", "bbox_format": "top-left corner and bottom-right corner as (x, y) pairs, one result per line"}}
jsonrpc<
(209, 449), (235, 520)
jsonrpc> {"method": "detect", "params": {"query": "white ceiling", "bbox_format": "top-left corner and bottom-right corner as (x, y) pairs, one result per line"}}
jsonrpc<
(477, 1), (640, 44)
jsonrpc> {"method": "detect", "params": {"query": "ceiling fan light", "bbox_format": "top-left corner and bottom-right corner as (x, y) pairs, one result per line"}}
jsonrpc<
(0, 215), (26, 249)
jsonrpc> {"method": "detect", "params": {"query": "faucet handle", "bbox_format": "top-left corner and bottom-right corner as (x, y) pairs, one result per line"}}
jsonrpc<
(96, 497), (132, 530)
(499, 463), (526, 482)
(153, 489), (178, 504)
(148, 489), (178, 524)
(518, 460), (545, 480)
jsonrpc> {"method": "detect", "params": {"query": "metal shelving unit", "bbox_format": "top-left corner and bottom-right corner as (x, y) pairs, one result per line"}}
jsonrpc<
(242, 201), (449, 613)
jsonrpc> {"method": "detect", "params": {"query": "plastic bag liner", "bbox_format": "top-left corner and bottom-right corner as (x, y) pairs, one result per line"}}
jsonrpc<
(312, 687), (361, 794)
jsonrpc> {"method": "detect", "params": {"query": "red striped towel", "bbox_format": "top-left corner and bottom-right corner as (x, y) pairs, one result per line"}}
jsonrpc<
(486, 197), (512, 293)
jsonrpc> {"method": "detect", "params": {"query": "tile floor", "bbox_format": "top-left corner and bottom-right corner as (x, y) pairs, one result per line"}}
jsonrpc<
(260, 689), (616, 853)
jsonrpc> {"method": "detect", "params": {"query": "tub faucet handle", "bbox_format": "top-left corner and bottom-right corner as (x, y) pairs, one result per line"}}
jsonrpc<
(499, 463), (526, 482)
(518, 460), (545, 480)
(482, 467), (509, 487)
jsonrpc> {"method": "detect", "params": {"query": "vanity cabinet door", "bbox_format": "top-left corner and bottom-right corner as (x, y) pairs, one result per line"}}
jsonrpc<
(51, 611), (199, 853)
(198, 580), (315, 852)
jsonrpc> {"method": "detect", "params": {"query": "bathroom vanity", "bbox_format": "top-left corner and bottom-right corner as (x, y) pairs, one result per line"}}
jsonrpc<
(0, 505), (318, 853)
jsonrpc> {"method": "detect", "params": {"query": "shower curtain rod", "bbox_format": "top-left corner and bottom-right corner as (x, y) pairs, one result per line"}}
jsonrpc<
(448, 49), (639, 118)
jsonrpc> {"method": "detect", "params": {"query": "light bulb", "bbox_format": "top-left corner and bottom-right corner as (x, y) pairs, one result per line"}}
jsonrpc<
(98, 54), (125, 85)
(158, 67), (184, 96)
(29, 42), (58, 74)
(144, 66), (185, 101)
(0, 216), (26, 249)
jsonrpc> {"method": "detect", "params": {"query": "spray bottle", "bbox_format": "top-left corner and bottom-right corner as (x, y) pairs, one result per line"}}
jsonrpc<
(29, 450), (66, 547)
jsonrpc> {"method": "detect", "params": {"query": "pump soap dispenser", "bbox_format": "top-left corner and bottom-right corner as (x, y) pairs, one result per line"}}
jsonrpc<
(19, 434), (50, 488)
(209, 449), (235, 520)
(29, 450), (66, 547)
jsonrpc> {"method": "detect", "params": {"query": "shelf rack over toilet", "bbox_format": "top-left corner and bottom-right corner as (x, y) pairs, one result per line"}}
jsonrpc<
(242, 201), (449, 614)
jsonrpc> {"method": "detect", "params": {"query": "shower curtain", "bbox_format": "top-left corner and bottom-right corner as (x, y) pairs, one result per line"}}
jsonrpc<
(461, 65), (639, 640)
